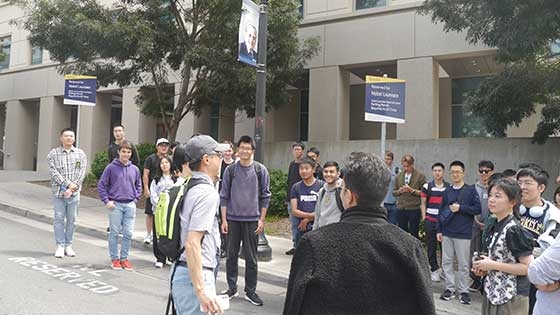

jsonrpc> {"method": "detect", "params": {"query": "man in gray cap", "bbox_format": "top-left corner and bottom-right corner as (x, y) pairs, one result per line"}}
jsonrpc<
(171, 135), (229, 315)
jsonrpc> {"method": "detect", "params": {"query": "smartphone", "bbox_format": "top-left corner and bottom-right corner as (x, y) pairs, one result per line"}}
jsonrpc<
(200, 294), (230, 313)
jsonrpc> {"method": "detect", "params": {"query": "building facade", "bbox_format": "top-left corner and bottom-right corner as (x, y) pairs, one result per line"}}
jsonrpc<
(0, 0), (546, 172)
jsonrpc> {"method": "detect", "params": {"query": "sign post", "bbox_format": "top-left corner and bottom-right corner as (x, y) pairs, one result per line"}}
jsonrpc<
(63, 74), (97, 146)
(364, 75), (406, 156)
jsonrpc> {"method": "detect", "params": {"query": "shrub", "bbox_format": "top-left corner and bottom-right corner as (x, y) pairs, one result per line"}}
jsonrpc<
(83, 172), (98, 187)
(136, 143), (156, 167)
(91, 151), (109, 179)
(268, 169), (288, 218)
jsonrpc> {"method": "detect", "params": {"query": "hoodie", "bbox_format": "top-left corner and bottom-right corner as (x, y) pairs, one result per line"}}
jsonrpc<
(98, 159), (142, 204)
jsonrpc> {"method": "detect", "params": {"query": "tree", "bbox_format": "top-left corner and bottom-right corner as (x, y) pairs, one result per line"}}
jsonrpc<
(15, 0), (319, 142)
(420, 0), (560, 143)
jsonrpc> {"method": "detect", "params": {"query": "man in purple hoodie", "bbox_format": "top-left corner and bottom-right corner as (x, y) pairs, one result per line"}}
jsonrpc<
(98, 140), (142, 271)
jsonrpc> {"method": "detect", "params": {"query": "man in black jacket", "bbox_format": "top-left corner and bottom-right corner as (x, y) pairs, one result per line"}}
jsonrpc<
(283, 152), (435, 315)
(107, 124), (139, 166)
(285, 141), (305, 255)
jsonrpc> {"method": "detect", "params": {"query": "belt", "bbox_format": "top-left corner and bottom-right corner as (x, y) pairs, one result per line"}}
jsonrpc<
(176, 260), (214, 271)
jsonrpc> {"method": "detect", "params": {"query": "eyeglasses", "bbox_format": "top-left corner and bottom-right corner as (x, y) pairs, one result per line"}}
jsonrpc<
(518, 180), (538, 187)
(479, 169), (492, 174)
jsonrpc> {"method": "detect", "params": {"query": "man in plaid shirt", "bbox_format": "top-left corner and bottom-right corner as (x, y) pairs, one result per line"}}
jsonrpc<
(47, 128), (87, 258)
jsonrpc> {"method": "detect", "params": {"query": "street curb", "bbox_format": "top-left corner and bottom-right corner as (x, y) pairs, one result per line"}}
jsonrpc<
(0, 202), (154, 252)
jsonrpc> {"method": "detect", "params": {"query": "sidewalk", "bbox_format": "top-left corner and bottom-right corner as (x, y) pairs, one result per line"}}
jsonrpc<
(0, 173), (481, 315)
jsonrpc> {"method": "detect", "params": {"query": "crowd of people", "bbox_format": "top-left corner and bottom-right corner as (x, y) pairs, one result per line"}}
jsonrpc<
(46, 126), (560, 315)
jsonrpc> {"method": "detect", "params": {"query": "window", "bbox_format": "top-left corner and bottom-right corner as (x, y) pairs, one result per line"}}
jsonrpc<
(30, 45), (43, 65)
(209, 101), (220, 140)
(356, 0), (387, 10)
(451, 77), (492, 138)
(0, 36), (11, 70)
(299, 90), (309, 141)
(298, 0), (304, 17)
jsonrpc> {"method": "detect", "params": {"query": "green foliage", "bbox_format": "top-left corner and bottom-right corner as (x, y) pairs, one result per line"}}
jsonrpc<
(17, 0), (320, 141)
(420, 0), (560, 143)
(91, 151), (108, 179)
(268, 169), (288, 218)
(83, 172), (98, 187)
(135, 143), (156, 167)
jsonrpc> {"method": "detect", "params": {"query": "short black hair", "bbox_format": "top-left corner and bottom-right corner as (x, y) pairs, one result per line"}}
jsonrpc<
(517, 166), (549, 188)
(172, 143), (188, 172)
(478, 160), (494, 170)
(502, 169), (517, 178)
(432, 162), (445, 170)
(307, 147), (320, 156)
(113, 124), (124, 130)
(291, 142), (305, 150)
(488, 173), (505, 187)
(60, 127), (75, 136)
(323, 161), (339, 171)
(449, 160), (465, 171)
(299, 157), (316, 169)
(237, 135), (256, 149)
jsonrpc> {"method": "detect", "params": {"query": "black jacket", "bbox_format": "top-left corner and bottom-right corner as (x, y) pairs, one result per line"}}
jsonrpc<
(283, 205), (435, 315)
(286, 160), (302, 202)
(107, 142), (140, 167)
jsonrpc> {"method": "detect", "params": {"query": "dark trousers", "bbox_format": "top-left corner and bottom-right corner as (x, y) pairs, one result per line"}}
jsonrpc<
(151, 217), (166, 263)
(529, 284), (537, 315)
(424, 219), (440, 271)
(397, 209), (421, 239)
(226, 220), (258, 294)
(384, 203), (397, 225)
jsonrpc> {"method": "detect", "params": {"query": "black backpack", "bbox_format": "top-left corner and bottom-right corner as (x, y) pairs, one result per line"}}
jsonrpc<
(154, 177), (205, 261)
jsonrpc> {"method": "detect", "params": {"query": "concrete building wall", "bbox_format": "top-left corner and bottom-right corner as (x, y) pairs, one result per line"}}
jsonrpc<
(439, 78), (452, 138)
(4, 100), (38, 170)
(349, 84), (397, 140)
(78, 94), (112, 170)
(264, 137), (560, 200)
(36, 96), (71, 172)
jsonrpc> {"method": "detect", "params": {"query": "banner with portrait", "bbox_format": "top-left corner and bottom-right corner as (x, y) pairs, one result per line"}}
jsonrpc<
(238, 0), (260, 67)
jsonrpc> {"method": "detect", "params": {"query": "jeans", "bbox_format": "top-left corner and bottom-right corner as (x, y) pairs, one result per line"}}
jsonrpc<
(424, 219), (440, 271)
(287, 202), (298, 248)
(384, 203), (397, 225)
(108, 201), (136, 260)
(396, 208), (421, 239)
(226, 221), (258, 293)
(53, 194), (80, 246)
(442, 236), (471, 293)
(171, 264), (216, 315)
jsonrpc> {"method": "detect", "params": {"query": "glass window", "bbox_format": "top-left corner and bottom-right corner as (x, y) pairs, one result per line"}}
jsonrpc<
(356, 0), (387, 10)
(451, 77), (493, 138)
(299, 90), (309, 141)
(0, 36), (11, 70)
(550, 39), (560, 58)
(298, 0), (304, 17)
(31, 45), (43, 65)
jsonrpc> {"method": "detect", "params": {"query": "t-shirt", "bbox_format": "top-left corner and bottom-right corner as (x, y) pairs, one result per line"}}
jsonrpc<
(519, 200), (552, 240)
(420, 181), (449, 223)
(291, 179), (324, 231)
(144, 153), (164, 183)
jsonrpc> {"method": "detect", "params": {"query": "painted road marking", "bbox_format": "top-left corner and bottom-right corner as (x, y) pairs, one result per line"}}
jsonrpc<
(8, 257), (118, 294)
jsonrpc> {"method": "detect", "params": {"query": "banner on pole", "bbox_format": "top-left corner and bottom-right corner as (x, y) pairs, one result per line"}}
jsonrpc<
(63, 75), (97, 106)
(364, 75), (406, 123)
(238, 0), (260, 67)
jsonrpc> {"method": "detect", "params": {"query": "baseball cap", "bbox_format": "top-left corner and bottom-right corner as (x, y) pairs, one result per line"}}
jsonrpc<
(156, 138), (170, 146)
(185, 135), (230, 163)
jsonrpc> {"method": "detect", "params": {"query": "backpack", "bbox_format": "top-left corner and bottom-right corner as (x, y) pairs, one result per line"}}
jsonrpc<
(154, 177), (205, 261)
(225, 161), (265, 205)
(319, 186), (344, 212)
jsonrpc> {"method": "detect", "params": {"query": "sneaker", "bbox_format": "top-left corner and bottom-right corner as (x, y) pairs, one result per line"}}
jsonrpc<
(144, 234), (152, 245)
(54, 245), (65, 258)
(285, 248), (295, 255)
(121, 259), (134, 271)
(440, 289), (455, 301)
(154, 261), (164, 268)
(460, 292), (471, 305)
(221, 288), (238, 300)
(430, 269), (441, 282)
(111, 259), (122, 270)
(65, 246), (76, 257)
(245, 291), (263, 306)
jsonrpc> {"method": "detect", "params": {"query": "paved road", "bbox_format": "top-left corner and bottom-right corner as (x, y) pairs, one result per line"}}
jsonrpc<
(0, 213), (286, 315)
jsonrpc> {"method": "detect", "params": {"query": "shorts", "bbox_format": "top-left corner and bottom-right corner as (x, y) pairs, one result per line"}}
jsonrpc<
(144, 198), (153, 215)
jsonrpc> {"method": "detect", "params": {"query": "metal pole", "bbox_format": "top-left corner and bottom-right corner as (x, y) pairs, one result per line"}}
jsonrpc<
(254, 0), (272, 262)
(381, 121), (386, 157)
(253, 0), (268, 163)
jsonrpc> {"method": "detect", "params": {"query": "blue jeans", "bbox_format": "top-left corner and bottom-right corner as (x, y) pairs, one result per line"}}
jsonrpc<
(384, 203), (397, 225)
(171, 264), (216, 315)
(287, 202), (298, 248)
(53, 194), (80, 246)
(108, 201), (136, 260)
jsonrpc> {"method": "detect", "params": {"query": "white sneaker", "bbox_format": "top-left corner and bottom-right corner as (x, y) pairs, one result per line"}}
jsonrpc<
(65, 246), (76, 257)
(144, 234), (152, 245)
(154, 261), (164, 268)
(54, 245), (65, 258)
(431, 269), (442, 282)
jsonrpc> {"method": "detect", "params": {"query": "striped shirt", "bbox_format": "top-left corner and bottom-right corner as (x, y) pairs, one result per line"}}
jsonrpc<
(47, 146), (87, 198)
(421, 181), (448, 223)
